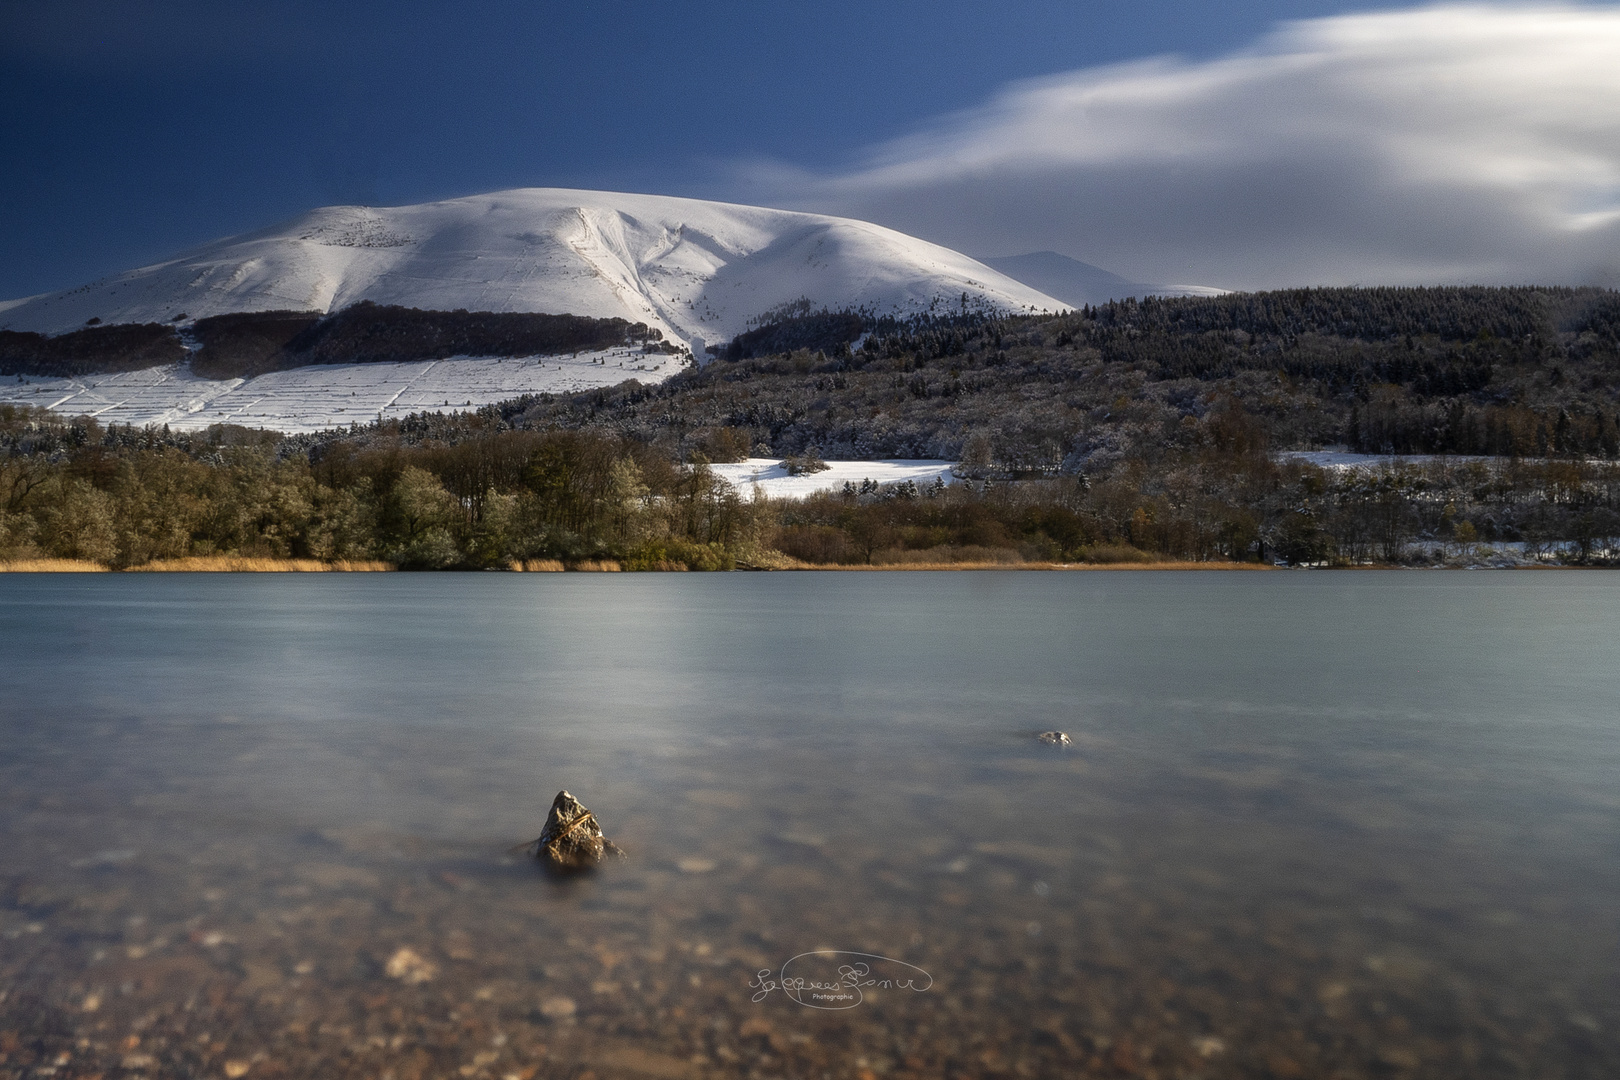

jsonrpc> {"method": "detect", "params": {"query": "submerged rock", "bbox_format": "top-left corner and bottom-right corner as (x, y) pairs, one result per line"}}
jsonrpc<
(1036, 731), (1071, 746)
(383, 947), (436, 984)
(527, 790), (625, 872)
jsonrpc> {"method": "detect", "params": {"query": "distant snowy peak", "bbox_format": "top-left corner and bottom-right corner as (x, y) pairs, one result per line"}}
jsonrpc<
(0, 189), (1066, 350)
(980, 252), (1226, 308)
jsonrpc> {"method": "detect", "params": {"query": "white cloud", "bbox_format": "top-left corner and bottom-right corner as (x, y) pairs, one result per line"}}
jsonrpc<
(754, 4), (1620, 290)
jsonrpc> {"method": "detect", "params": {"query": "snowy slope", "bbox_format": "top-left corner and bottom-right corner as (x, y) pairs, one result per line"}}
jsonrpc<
(980, 252), (1227, 307)
(0, 347), (675, 434)
(0, 189), (1066, 355)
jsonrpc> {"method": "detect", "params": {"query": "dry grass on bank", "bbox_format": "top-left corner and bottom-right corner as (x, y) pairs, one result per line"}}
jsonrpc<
(128, 557), (393, 572)
(755, 550), (1274, 571)
(570, 560), (622, 572)
(871, 545), (1025, 567)
(1061, 560), (1276, 571)
(0, 558), (110, 572)
(753, 542), (1273, 570)
(740, 550), (814, 570)
(510, 559), (566, 572)
(794, 560), (1274, 571)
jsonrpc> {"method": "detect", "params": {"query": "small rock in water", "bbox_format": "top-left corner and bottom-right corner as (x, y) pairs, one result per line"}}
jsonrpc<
(1037, 731), (1071, 746)
(539, 995), (577, 1020)
(526, 790), (625, 872)
(384, 947), (436, 984)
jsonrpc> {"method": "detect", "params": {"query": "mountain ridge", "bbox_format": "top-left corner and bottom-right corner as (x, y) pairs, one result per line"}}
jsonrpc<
(0, 189), (1066, 356)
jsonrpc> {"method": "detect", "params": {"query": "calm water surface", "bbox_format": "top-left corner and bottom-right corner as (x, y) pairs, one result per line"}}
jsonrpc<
(2, 572), (1618, 1079)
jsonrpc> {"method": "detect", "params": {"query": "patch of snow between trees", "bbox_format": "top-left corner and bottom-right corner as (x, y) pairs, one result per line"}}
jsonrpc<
(711, 458), (957, 499)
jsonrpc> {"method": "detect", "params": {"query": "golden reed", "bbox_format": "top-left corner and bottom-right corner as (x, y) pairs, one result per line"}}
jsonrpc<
(782, 559), (1275, 571)
(0, 559), (110, 573)
(127, 557), (393, 572)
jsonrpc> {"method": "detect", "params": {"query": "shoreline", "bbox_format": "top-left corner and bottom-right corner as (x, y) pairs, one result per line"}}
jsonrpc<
(0, 558), (1597, 573)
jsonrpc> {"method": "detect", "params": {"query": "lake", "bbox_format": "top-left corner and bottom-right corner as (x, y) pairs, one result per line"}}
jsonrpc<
(1, 571), (1617, 1079)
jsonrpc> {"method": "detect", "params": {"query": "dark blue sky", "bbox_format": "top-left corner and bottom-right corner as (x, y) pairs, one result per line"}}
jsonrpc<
(1, 1), (1373, 299)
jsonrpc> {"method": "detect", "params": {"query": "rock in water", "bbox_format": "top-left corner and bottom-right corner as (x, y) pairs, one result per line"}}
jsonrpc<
(1037, 731), (1072, 746)
(530, 790), (625, 871)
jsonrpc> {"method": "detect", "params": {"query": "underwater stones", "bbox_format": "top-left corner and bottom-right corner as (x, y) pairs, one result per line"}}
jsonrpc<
(384, 947), (436, 984)
(538, 995), (578, 1020)
(1037, 731), (1071, 746)
(529, 790), (625, 872)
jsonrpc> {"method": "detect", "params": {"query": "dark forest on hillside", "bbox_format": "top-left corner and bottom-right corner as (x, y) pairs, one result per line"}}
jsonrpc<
(195, 303), (676, 377)
(513, 286), (1620, 466)
(0, 305), (674, 380)
(0, 322), (187, 378)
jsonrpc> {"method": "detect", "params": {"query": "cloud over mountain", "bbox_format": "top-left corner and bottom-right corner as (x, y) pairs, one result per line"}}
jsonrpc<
(761, 4), (1620, 290)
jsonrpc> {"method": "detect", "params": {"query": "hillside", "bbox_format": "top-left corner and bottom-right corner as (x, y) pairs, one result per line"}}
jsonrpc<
(504, 285), (1620, 466)
(6, 285), (1620, 570)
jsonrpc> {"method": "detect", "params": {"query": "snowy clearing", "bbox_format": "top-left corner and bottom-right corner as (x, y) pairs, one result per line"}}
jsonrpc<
(1280, 450), (1539, 470)
(711, 458), (956, 499)
(1280, 450), (1492, 470)
(0, 349), (681, 433)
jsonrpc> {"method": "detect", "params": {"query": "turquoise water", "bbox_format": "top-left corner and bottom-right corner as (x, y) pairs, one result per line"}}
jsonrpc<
(1, 572), (1617, 1078)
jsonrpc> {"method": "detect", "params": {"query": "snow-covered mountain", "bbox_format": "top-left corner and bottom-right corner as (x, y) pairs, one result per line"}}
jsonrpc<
(979, 252), (1226, 308)
(0, 189), (1066, 355)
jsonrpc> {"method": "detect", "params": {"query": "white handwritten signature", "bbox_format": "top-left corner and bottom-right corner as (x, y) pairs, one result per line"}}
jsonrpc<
(750, 951), (934, 1010)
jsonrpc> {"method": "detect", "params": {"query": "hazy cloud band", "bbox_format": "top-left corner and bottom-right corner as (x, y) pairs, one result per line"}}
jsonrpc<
(756, 4), (1620, 290)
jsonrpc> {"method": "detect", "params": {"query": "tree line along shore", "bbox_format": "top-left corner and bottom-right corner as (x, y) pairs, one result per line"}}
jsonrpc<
(4, 286), (1620, 570)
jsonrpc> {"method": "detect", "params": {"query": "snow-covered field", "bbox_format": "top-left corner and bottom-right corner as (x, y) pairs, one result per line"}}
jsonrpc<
(1282, 450), (1504, 470)
(0, 348), (680, 433)
(711, 458), (956, 499)
(0, 188), (1065, 353)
